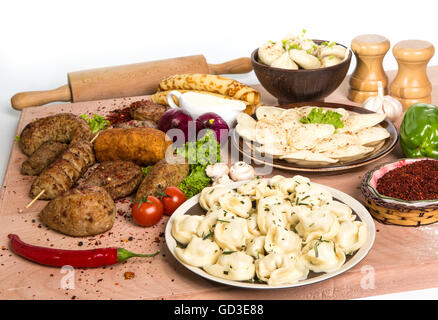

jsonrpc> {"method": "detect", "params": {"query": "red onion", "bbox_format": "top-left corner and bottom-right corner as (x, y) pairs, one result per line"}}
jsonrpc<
(158, 109), (194, 142)
(196, 112), (229, 144)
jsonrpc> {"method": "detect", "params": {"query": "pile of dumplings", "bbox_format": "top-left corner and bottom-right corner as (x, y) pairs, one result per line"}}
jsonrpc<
(258, 31), (349, 69)
(171, 175), (367, 286)
(236, 106), (390, 165)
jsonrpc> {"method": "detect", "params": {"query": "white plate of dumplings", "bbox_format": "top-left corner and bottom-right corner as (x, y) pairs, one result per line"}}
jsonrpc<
(165, 175), (375, 289)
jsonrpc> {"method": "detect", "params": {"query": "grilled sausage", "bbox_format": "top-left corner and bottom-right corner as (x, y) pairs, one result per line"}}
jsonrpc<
(30, 140), (95, 200)
(80, 161), (143, 199)
(21, 141), (68, 176)
(40, 186), (115, 237)
(129, 100), (169, 122)
(135, 157), (189, 201)
(93, 128), (171, 166)
(19, 113), (93, 156)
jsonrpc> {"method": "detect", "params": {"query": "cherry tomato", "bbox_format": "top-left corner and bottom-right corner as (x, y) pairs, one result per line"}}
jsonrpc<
(162, 186), (187, 216)
(131, 196), (163, 227)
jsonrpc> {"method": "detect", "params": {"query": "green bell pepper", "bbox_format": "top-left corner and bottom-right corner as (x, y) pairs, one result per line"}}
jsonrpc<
(400, 103), (438, 158)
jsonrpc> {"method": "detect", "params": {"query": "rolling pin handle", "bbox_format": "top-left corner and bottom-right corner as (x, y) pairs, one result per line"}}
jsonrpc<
(11, 85), (72, 110)
(208, 57), (253, 75)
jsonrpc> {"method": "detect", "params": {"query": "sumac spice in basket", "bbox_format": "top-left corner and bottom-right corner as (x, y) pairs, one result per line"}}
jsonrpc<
(376, 160), (438, 201)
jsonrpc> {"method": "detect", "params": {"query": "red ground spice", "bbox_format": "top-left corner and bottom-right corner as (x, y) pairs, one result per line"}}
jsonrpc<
(106, 105), (133, 125)
(105, 99), (149, 125)
(376, 160), (438, 201)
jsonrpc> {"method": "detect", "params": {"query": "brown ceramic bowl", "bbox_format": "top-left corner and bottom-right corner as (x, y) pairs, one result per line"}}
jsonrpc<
(251, 40), (352, 104)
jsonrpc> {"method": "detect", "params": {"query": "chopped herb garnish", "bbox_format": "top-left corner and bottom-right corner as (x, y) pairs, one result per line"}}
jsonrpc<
(141, 166), (152, 176)
(314, 241), (320, 258)
(203, 231), (214, 240)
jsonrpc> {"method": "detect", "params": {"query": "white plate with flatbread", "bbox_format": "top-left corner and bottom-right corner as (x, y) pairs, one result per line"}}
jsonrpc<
(232, 102), (398, 172)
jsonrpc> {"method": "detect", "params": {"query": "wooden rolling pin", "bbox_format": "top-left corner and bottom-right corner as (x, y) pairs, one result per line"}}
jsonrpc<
(11, 55), (253, 110)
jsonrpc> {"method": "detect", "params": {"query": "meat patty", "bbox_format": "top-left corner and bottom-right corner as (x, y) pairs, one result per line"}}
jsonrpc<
(113, 119), (157, 129)
(40, 186), (115, 237)
(129, 100), (169, 122)
(80, 160), (143, 199)
(19, 113), (93, 156)
(21, 141), (68, 176)
(135, 156), (189, 201)
(30, 140), (95, 200)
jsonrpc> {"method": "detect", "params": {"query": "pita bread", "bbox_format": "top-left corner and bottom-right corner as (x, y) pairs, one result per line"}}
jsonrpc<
(256, 144), (294, 158)
(255, 106), (286, 122)
(287, 124), (335, 150)
(355, 127), (390, 146)
(255, 119), (288, 145)
(338, 113), (386, 133)
(324, 145), (374, 161)
(235, 113), (257, 141)
(280, 150), (338, 164)
(313, 133), (359, 153)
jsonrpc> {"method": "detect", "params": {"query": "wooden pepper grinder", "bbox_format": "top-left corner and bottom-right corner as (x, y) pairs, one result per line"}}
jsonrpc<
(390, 40), (435, 110)
(348, 34), (390, 103)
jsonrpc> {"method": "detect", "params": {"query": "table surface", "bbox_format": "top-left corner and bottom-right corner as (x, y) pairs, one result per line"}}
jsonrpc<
(0, 68), (438, 300)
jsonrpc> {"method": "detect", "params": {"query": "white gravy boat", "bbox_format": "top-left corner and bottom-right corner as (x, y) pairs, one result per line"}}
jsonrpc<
(166, 90), (246, 127)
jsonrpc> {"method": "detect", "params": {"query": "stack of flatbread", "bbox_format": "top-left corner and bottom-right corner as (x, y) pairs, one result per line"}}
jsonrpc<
(150, 74), (260, 115)
(236, 106), (390, 165)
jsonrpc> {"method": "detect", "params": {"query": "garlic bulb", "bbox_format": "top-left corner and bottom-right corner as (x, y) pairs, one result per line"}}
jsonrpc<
(363, 81), (403, 121)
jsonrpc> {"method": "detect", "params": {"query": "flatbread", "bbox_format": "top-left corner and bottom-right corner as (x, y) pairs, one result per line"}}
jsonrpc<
(313, 133), (359, 153)
(287, 124), (335, 150)
(235, 113), (257, 141)
(280, 150), (338, 164)
(338, 113), (386, 133)
(157, 74), (260, 105)
(324, 145), (374, 161)
(256, 144), (294, 158)
(256, 106), (286, 121)
(255, 119), (287, 145)
(355, 127), (390, 146)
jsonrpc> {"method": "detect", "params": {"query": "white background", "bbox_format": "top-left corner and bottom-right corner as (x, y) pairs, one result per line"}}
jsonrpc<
(1, 0), (438, 299)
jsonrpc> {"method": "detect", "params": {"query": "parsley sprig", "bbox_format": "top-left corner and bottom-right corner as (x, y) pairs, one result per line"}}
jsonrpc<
(300, 108), (344, 129)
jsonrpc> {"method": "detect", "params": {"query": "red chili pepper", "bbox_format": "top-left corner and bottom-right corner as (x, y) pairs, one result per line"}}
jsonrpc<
(8, 234), (159, 268)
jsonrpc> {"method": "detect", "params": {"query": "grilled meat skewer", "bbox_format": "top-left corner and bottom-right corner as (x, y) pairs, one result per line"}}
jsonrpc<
(30, 140), (95, 200)
(21, 141), (68, 176)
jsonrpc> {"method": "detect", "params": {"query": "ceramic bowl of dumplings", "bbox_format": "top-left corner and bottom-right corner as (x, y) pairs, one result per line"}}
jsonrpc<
(251, 40), (352, 104)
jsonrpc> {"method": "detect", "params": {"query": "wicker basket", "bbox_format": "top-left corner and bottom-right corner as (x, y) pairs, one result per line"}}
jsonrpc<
(361, 158), (438, 227)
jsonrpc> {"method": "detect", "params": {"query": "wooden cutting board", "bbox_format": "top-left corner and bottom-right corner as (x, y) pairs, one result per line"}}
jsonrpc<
(1, 67), (437, 300)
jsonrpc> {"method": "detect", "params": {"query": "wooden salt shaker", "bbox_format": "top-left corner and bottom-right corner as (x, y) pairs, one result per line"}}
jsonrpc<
(348, 34), (390, 103)
(390, 40), (435, 109)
